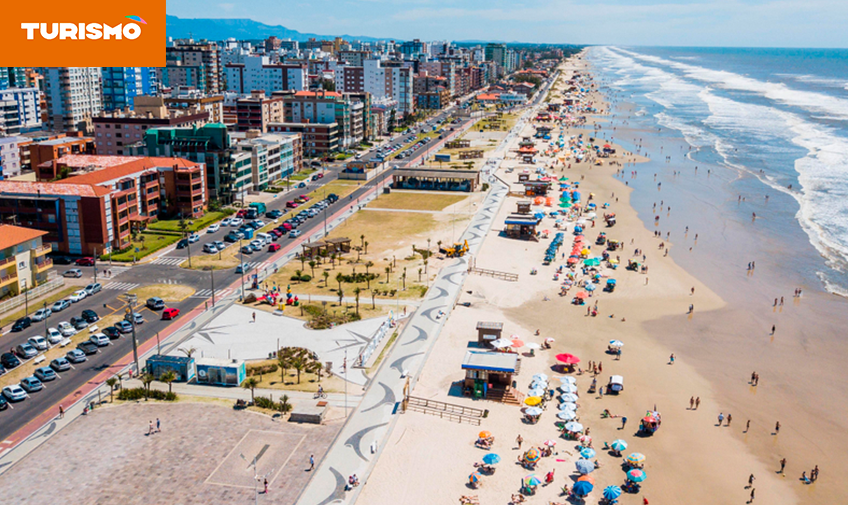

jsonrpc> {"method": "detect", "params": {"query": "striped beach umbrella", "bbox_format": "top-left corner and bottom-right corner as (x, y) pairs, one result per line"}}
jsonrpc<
(580, 447), (596, 459)
(524, 449), (541, 463)
(627, 468), (647, 483)
(603, 486), (622, 500)
(627, 453), (646, 465)
(610, 439), (628, 452)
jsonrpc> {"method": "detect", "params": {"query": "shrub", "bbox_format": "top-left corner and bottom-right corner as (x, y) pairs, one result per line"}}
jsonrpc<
(117, 387), (177, 401)
(247, 364), (278, 376)
(291, 273), (312, 282)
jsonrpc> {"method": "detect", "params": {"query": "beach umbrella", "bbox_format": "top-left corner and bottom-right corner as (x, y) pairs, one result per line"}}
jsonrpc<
(603, 486), (623, 500)
(469, 472), (481, 485)
(478, 431), (492, 439)
(579, 435), (593, 446)
(559, 375), (577, 384)
(627, 453), (646, 465)
(526, 342), (541, 350)
(491, 338), (512, 348)
(558, 403), (577, 413)
(527, 388), (546, 397)
(543, 439), (557, 447)
(529, 381), (548, 390)
(610, 439), (628, 452)
(525, 396), (542, 406)
(578, 474), (596, 485)
(524, 474), (542, 486)
(584, 283), (596, 291)
(482, 453), (501, 465)
(558, 384), (578, 394)
(556, 410), (577, 421)
(532, 373), (549, 381)
(564, 421), (583, 432)
(580, 448), (596, 459)
(575, 291), (589, 300)
(584, 258), (601, 267)
(575, 459), (595, 475)
(609, 340), (624, 348)
(627, 469), (647, 483)
(545, 337), (555, 343)
(556, 353), (581, 364)
(524, 449), (541, 463)
(511, 339), (525, 348)
(525, 407), (543, 416)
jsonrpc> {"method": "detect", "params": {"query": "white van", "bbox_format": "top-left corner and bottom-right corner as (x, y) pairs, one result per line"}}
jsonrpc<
(256, 233), (272, 244)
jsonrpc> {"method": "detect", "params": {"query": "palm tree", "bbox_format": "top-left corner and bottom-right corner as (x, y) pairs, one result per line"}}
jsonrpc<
(330, 253), (337, 269)
(360, 234), (365, 248)
(308, 260), (317, 279)
(295, 269), (303, 282)
(159, 370), (178, 393)
(338, 287), (345, 306)
(371, 289), (377, 309)
(364, 241), (369, 254)
(418, 267), (423, 282)
(336, 272), (344, 292)
(280, 394), (292, 415)
(105, 377), (119, 402)
(437, 239), (442, 252)
(178, 346), (197, 358)
(402, 268), (407, 290)
(424, 258), (429, 277)
(243, 377), (259, 403)
(300, 254), (306, 271)
(364, 261), (374, 288)
(289, 348), (315, 384)
(278, 348), (293, 384)
(353, 287), (361, 316)
(323, 270), (330, 287)
(140, 373), (155, 400)
(385, 266), (391, 283)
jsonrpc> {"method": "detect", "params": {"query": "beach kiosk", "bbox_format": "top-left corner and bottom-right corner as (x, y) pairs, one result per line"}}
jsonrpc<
(476, 321), (504, 346)
(504, 214), (540, 240)
(146, 355), (196, 383)
(462, 350), (519, 401)
(194, 358), (246, 387)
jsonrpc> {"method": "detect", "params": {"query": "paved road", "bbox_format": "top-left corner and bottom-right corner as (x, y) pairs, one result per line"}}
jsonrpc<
(0, 102), (480, 454)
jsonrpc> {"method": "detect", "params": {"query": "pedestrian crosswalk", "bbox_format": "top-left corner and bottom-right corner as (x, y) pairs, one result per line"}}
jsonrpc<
(191, 288), (233, 299)
(98, 266), (131, 277)
(151, 257), (185, 266)
(103, 281), (141, 291)
(240, 261), (270, 272)
(156, 279), (180, 285)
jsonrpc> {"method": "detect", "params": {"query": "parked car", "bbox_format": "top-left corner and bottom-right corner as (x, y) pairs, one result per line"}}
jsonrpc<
(102, 326), (121, 340)
(207, 223), (220, 233)
(0, 395), (6, 410)
(124, 312), (144, 325)
(65, 349), (87, 364)
(289, 230), (302, 238)
(15, 343), (38, 359)
(69, 290), (87, 303)
(266, 210), (283, 219)
(32, 308), (52, 321)
(268, 243), (281, 252)
(50, 357), (72, 372)
(203, 243), (218, 254)
(230, 218), (243, 227)
(221, 217), (233, 226)
(240, 245), (253, 255)
(84, 283), (102, 296)
(75, 257), (95, 266)
(19, 376), (43, 393)
(3, 385), (27, 402)
(46, 328), (63, 344)
(34, 367), (57, 382)
(51, 299), (70, 312)
(63, 268), (82, 278)
(286, 201), (299, 208)
(114, 321), (133, 333)
(27, 336), (48, 351)
(57, 321), (76, 337)
(176, 238), (189, 249)
(51, 256), (73, 265)
(69, 317), (88, 330)
(76, 341), (98, 356)
(146, 297), (165, 310)
(214, 241), (226, 251)
(89, 333), (110, 347)
(81, 309), (99, 323)
(11, 317), (31, 332)
(224, 232), (241, 243)
(1, 353), (21, 369)
(162, 307), (180, 320)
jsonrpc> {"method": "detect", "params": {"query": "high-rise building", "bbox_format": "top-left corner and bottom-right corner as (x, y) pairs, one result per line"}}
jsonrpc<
(101, 67), (158, 111)
(0, 88), (41, 135)
(485, 43), (508, 75)
(224, 56), (308, 95)
(0, 67), (27, 90)
(363, 60), (414, 116)
(160, 40), (220, 94)
(41, 67), (103, 133)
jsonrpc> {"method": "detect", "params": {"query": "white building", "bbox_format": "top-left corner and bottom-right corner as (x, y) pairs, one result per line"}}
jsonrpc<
(232, 131), (301, 190)
(0, 88), (41, 134)
(363, 59), (414, 116)
(42, 67), (103, 133)
(224, 55), (308, 95)
(0, 136), (25, 177)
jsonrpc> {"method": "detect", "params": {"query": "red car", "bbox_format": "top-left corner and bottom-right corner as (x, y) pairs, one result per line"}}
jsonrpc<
(75, 257), (95, 266)
(162, 308), (180, 320)
(316, 172), (324, 179)
(286, 201), (298, 208)
(268, 243), (281, 252)
(300, 195), (311, 201)
(269, 229), (282, 237)
(236, 209), (248, 217)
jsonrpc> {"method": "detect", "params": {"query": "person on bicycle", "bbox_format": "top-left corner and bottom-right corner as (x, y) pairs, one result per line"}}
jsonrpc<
(317, 385), (324, 397)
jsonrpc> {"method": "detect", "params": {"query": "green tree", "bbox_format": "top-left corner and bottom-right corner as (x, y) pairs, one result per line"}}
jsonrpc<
(282, 348), (320, 384)
(243, 377), (259, 403)
(338, 286), (345, 306)
(280, 394), (292, 414)
(371, 289), (377, 309)
(308, 260), (317, 279)
(295, 269), (303, 282)
(105, 377), (119, 403)
(364, 241), (369, 254)
(323, 270), (330, 287)
(277, 347), (294, 384)
(385, 266), (391, 283)
(353, 287), (361, 316)
(402, 268), (407, 290)
(178, 346), (197, 358)
(140, 373), (155, 400)
(159, 370), (177, 393)
(364, 261), (374, 288)
(336, 272), (344, 292)
(360, 234), (365, 248)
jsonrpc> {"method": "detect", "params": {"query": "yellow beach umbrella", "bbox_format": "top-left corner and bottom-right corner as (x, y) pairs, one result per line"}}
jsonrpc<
(525, 396), (543, 406)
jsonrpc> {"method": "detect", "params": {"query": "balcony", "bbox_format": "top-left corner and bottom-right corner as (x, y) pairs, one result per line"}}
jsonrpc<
(0, 271), (18, 288)
(32, 244), (52, 257)
(33, 258), (53, 273)
(0, 256), (16, 271)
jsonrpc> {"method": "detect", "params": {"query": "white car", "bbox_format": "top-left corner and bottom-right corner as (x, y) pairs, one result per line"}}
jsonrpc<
(32, 308), (52, 321)
(69, 290), (87, 303)
(2, 385), (27, 402)
(230, 218), (243, 227)
(207, 223), (220, 233)
(188, 233), (200, 243)
(28, 335), (49, 351)
(57, 321), (76, 337)
(89, 333), (110, 347)
(46, 328), (63, 345)
(221, 217), (232, 226)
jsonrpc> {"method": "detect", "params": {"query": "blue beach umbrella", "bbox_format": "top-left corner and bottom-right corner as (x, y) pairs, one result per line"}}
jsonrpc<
(532, 373), (549, 382)
(575, 459), (595, 474)
(572, 480), (594, 496)
(482, 453), (501, 465)
(528, 388), (546, 397)
(580, 448), (596, 459)
(610, 439), (628, 452)
(603, 486), (622, 500)
(557, 410), (577, 421)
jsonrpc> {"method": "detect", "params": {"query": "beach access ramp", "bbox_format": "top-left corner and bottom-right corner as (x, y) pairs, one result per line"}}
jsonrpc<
(402, 396), (486, 425)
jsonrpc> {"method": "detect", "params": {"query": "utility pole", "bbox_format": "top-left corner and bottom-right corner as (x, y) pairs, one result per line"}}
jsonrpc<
(42, 301), (48, 335)
(239, 239), (245, 300)
(22, 279), (28, 315)
(124, 293), (140, 373)
(93, 248), (97, 284)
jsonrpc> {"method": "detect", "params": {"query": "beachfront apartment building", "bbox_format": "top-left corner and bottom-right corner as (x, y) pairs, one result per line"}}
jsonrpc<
(0, 68), (27, 90)
(0, 88), (41, 135)
(282, 90), (364, 149)
(0, 136), (25, 178)
(233, 92), (285, 133)
(160, 40), (221, 94)
(0, 224), (55, 299)
(93, 105), (211, 156)
(41, 67), (103, 133)
(0, 156), (207, 255)
(224, 56), (308, 95)
(232, 131), (302, 190)
(363, 60), (414, 117)
(29, 134), (97, 179)
(268, 122), (339, 156)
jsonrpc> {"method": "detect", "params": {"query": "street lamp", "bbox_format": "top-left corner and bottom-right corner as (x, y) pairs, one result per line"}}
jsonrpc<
(204, 266), (216, 307)
(239, 239), (245, 300)
(123, 293), (140, 373)
(42, 301), (48, 335)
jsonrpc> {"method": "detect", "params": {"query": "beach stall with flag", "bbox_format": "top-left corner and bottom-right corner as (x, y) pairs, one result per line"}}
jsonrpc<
(461, 350), (520, 401)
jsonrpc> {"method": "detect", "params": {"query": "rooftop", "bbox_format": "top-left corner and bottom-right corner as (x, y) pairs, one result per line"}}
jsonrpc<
(0, 224), (47, 252)
(0, 180), (111, 198)
(55, 157), (201, 186)
(38, 155), (144, 170)
(461, 350), (518, 373)
(36, 136), (94, 146)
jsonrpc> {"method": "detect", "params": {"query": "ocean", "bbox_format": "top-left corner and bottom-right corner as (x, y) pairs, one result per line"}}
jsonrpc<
(587, 46), (848, 296)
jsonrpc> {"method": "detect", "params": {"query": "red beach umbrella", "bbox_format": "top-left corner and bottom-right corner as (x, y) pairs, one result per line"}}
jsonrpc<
(556, 353), (581, 364)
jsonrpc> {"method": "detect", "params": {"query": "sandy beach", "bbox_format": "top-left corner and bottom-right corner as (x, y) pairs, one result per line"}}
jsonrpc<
(358, 52), (845, 505)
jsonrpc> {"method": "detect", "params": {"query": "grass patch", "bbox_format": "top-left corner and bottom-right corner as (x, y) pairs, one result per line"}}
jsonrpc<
(245, 358), (347, 393)
(102, 232), (181, 262)
(129, 284), (195, 302)
(369, 192), (468, 212)
(0, 286), (79, 329)
(367, 331), (399, 374)
(147, 210), (234, 233)
(288, 168), (318, 181)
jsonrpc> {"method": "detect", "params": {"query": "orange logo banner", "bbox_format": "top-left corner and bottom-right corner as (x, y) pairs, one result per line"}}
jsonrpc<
(0, 0), (166, 67)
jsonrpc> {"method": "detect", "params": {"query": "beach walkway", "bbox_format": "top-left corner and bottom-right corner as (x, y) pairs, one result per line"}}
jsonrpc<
(296, 104), (542, 505)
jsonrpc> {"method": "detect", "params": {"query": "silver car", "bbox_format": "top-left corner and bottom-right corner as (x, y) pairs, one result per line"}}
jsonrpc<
(27, 336), (49, 351)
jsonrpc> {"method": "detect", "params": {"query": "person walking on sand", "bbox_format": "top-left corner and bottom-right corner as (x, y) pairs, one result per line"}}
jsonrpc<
(669, 353), (675, 365)
(779, 458), (786, 474)
(747, 474), (755, 488)
(689, 397), (694, 409)
(726, 414), (732, 426)
(148, 421), (154, 435)
(516, 434), (523, 450)
(621, 417), (627, 430)
(264, 478), (269, 494)
(695, 397), (701, 410)
(746, 419), (751, 432)
(812, 465), (819, 482)
(718, 413), (724, 426)
(771, 324), (776, 335)
(749, 488), (756, 502)
(252, 312), (256, 323)
(774, 421), (781, 435)
(156, 418), (161, 433)
(309, 454), (315, 471)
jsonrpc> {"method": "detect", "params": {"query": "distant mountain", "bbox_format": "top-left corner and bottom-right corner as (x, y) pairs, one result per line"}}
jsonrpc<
(166, 15), (386, 43)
